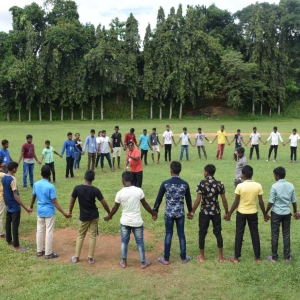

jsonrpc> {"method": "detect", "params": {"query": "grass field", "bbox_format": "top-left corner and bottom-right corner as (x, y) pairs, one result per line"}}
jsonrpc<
(1, 118), (300, 300)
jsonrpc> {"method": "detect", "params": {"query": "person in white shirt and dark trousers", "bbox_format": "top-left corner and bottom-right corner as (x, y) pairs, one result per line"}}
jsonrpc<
(246, 127), (265, 160)
(266, 127), (283, 162)
(283, 128), (300, 163)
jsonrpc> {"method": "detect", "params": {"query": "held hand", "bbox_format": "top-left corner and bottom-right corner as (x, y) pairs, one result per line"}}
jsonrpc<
(223, 214), (231, 221)
(38, 161), (42, 165)
(264, 214), (270, 222)
(152, 214), (157, 221)
(60, 155), (63, 158)
(104, 215), (111, 222)
(294, 212), (300, 219)
(187, 212), (194, 220)
(27, 207), (33, 213)
(82, 151), (85, 155)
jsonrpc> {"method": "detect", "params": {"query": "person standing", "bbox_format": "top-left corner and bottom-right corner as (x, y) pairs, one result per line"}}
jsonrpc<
(29, 165), (70, 259)
(69, 170), (111, 264)
(234, 147), (248, 187)
(211, 125), (230, 160)
(82, 129), (97, 170)
(265, 167), (297, 263)
(266, 126), (283, 162)
(153, 161), (193, 265)
(229, 129), (246, 160)
(61, 132), (78, 179)
(17, 134), (41, 190)
(224, 165), (268, 264)
(104, 171), (156, 269)
(99, 130), (114, 173)
(0, 159), (6, 238)
(40, 140), (62, 183)
(0, 139), (14, 173)
(2, 162), (31, 251)
(73, 133), (82, 170)
(283, 128), (300, 163)
(149, 128), (163, 164)
(124, 128), (138, 150)
(176, 127), (194, 161)
(194, 128), (210, 160)
(245, 127), (265, 160)
(124, 141), (143, 188)
(139, 129), (151, 165)
(189, 164), (229, 263)
(162, 125), (176, 162)
(111, 126), (124, 169)
(95, 131), (102, 168)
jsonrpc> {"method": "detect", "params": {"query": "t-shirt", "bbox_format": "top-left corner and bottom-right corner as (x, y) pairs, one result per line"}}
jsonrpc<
(216, 130), (227, 144)
(115, 186), (145, 227)
(267, 132), (283, 145)
(235, 155), (248, 180)
(195, 133), (206, 146)
(0, 148), (11, 164)
(74, 138), (82, 152)
(139, 135), (149, 150)
(127, 147), (143, 172)
(234, 134), (243, 147)
(99, 136), (110, 153)
(162, 131), (173, 145)
(149, 133), (160, 146)
(235, 180), (263, 214)
(111, 132), (122, 147)
(33, 179), (56, 217)
(22, 143), (35, 163)
(2, 175), (20, 212)
(180, 133), (190, 146)
(0, 172), (5, 199)
(71, 185), (104, 222)
(289, 134), (300, 147)
(250, 132), (260, 145)
(42, 146), (55, 164)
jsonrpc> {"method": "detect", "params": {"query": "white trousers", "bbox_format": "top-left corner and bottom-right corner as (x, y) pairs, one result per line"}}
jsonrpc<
(36, 215), (56, 255)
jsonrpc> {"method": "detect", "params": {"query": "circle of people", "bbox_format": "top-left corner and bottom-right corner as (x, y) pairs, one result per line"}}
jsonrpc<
(0, 124), (299, 267)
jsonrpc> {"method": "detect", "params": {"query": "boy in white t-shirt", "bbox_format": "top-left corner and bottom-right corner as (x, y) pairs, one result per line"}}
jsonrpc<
(283, 128), (300, 163)
(245, 127), (265, 160)
(162, 125), (176, 162)
(98, 130), (114, 173)
(104, 171), (157, 269)
(176, 127), (194, 161)
(194, 128), (210, 160)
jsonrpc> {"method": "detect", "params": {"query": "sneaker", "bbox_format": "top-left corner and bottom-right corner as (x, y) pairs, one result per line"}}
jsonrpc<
(23, 187), (28, 190)
(273, 160), (276, 162)
(266, 159), (269, 162)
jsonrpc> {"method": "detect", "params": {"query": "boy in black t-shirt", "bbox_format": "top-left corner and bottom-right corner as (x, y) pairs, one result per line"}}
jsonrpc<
(111, 126), (124, 169)
(69, 170), (110, 264)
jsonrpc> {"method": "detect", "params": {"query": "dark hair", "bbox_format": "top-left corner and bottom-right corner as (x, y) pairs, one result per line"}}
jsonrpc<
(67, 132), (72, 136)
(237, 147), (245, 154)
(253, 127), (257, 130)
(90, 129), (95, 133)
(221, 125), (224, 128)
(152, 127), (156, 131)
(198, 128), (201, 130)
(45, 140), (50, 145)
(85, 170), (95, 181)
(98, 131), (102, 135)
(7, 161), (18, 171)
(237, 129), (241, 132)
(2, 139), (8, 146)
(273, 126), (277, 130)
(127, 140), (133, 146)
(170, 161), (181, 175)
(102, 130), (106, 133)
(166, 125), (170, 127)
(75, 132), (80, 136)
(273, 167), (286, 179)
(143, 129), (147, 131)
(242, 165), (253, 179)
(293, 128), (297, 132)
(122, 171), (132, 182)
(115, 126), (119, 129)
(130, 128), (135, 133)
(204, 164), (216, 176)
(41, 165), (51, 178)
(26, 134), (33, 139)
(183, 127), (187, 131)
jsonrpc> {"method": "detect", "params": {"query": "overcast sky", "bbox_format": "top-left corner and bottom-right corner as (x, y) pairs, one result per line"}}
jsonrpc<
(1, 0), (279, 37)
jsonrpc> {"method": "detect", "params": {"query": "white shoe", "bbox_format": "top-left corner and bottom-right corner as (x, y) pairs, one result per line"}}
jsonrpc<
(273, 160), (276, 162)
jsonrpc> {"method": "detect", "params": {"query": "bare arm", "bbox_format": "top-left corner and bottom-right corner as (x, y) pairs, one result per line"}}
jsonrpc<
(29, 194), (37, 209)
(52, 198), (69, 218)
(100, 199), (111, 214)
(220, 194), (229, 214)
(68, 197), (76, 215)
(13, 190), (31, 213)
(141, 198), (157, 218)
(40, 154), (44, 163)
(17, 150), (24, 164)
(258, 195), (267, 217)
(191, 193), (201, 214)
(224, 194), (240, 220)
(104, 202), (120, 221)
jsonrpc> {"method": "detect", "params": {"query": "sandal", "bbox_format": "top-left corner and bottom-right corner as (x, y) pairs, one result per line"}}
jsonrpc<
(228, 257), (239, 264)
(87, 257), (95, 264)
(120, 260), (127, 268)
(182, 256), (191, 264)
(14, 247), (30, 252)
(71, 256), (79, 263)
(44, 252), (59, 259)
(37, 250), (45, 257)
(141, 260), (151, 269)
(158, 257), (170, 265)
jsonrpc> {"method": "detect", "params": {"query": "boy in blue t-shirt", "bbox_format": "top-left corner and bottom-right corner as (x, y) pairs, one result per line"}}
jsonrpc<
(0, 139), (13, 173)
(2, 161), (31, 251)
(138, 129), (151, 165)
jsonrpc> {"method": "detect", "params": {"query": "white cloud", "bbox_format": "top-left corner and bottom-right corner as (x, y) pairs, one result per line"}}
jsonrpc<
(0, 0), (280, 37)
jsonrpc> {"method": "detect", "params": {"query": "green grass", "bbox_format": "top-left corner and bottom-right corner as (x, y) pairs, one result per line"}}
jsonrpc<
(1, 118), (300, 300)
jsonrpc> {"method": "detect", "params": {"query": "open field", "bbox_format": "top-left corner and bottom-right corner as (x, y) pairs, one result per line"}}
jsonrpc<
(1, 118), (300, 300)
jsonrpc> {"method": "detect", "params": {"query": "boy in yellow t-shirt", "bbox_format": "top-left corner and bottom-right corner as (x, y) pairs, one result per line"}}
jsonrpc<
(211, 125), (230, 159)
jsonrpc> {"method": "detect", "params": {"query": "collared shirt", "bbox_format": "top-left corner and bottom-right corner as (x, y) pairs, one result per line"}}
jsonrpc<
(250, 132), (261, 145)
(153, 176), (192, 218)
(289, 134), (300, 147)
(42, 146), (55, 164)
(124, 132), (137, 145)
(111, 132), (122, 147)
(2, 175), (20, 212)
(83, 135), (97, 153)
(216, 130), (227, 144)
(180, 133), (190, 146)
(61, 139), (78, 158)
(197, 176), (225, 215)
(267, 132), (283, 145)
(99, 136), (110, 153)
(32, 179), (57, 217)
(149, 133), (160, 146)
(0, 148), (11, 164)
(235, 155), (248, 180)
(269, 179), (297, 215)
(162, 131), (173, 145)
(126, 147), (142, 172)
(139, 135), (149, 150)
(195, 133), (206, 146)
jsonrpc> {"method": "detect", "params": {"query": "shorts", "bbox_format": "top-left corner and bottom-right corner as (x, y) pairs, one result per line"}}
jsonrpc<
(151, 145), (160, 153)
(113, 147), (121, 158)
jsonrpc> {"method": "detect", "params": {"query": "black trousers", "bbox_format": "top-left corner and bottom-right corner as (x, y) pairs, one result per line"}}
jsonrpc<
(45, 162), (56, 182)
(141, 149), (148, 165)
(95, 153), (101, 167)
(290, 146), (297, 161)
(268, 145), (278, 159)
(271, 211), (291, 260)
(6, 211), (21, 247)
(250, 144), (259, 159)
(164, 144), (172, 161)
(131, 171), (143, 188)
(235, 211), (261, 259)
(66, 156), (74, 178)
(199, 211), (223, 249)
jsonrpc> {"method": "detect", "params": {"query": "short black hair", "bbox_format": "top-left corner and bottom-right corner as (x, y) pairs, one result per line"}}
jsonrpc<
(253, 127), (257, 130)
(166, 125), (170, 127)
(7, 161), (18, 171)
(75, 132), (80, 136)
(273, 167), (286, 179)
(242, 165), (253, 179)
(237, 129), (241, 132)
(115, 126), (119, 129)
(143, 129), (147, 132)
(67, 132), (72, 136)
(127, 140), (133, 146)
(45, 140), (50, 145)
(85, 170), (95, 181)
(26, 134), (33, 139)
(221, 125), (224, 128)
(41, 165), (51, 178)
(102, 130), (106, 133)
(183, 127), (187, 131)
(198, 128), (201, 130)
(152, 128), (156, 131)
(2, 139), (8, 146)
(273, 126), (277, 130)
(130, 128), (135, 133)
(90, 129), (95, 133)
(237, 147), (245, 154)
(293, 128), (297, 132)
(122, 171), (132, 182)
(204, 164), (216, 176)
(170, 161), (181, 175)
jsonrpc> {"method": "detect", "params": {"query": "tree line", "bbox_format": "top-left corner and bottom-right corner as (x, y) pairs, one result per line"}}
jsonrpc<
(0, 0), (300, 121)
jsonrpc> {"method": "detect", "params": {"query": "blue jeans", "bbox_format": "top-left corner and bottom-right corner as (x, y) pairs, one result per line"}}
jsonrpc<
(164, 215), (186, 261)
(179, 145), (189, 160)
(74, 152), (81, 169)
(120, 224), (145, 262)
(23, 162), (34, 188)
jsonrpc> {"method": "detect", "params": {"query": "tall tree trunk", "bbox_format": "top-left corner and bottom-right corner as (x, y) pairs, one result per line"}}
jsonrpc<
(252, 96), (255, 115)
(131, 95), (133, 120)
(159, 106), (162, 120)
(277, 102), (281, 115)
(61, 107), (63, 121)
(7, 112), (10, 122)
(150, 102), (153, 119)
(71, 108), (73, 121)
(28, 105), (31, 122)
(169, 100), (173, 119)
(18, 108), (21, 122)
(179, 101), (182, 120)
(91, 107), (94, 121)
(101, 94), (104, 121)
(260, 103), (263, 115)
(269, 107), (272, 116)
(81, 107), (84, 120)
(50, 108), (52, 121)
(39, 106), (42, 121)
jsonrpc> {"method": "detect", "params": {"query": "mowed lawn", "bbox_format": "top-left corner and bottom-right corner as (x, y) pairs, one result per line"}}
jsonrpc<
(1, 118), (300, 300)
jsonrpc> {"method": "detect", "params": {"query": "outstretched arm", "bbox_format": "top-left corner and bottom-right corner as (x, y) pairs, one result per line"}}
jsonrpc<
(104, 202), (120, 221)
(141, 198), (157, 220)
